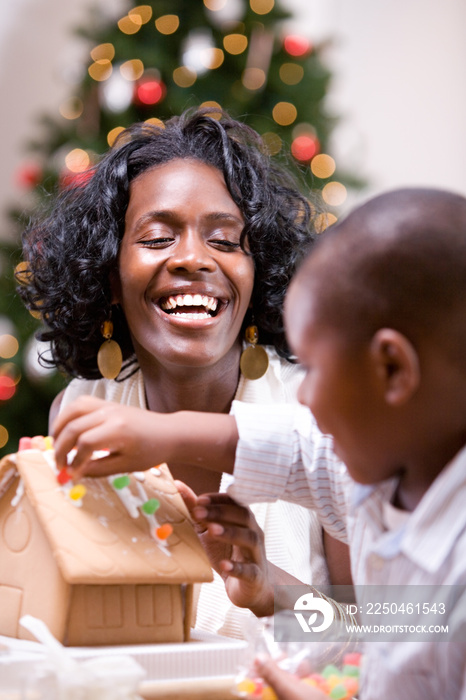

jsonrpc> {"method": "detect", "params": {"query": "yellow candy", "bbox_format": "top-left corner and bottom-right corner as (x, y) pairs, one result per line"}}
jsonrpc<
(236, 678), (257, 695)
(69, 484), (87, 501)
(44, 435), (54, 450)
(262, 686), (278, 700)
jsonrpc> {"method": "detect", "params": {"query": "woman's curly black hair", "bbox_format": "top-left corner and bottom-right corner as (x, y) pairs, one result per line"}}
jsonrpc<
(18, 108), (320, 379)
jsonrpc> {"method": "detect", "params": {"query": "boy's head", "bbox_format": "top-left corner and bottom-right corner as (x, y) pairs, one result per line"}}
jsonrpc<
(285, 188), (466, 502)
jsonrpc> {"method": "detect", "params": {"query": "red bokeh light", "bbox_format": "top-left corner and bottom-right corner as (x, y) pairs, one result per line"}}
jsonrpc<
(291, 135), (320, 162)
(283, 35), (312, 57)
(0, 376), (16, 401)
(15, 162), (42, 189)
(135, 79), (166, 106)
(59, 168), (95, 190)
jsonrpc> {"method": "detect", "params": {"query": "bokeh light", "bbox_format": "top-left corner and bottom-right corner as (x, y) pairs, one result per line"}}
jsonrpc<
(145, 117), (165, 128)
(65, 149), (90, 173)
(173, 66), (197, 87)
(311, 154), (336, 179)
(118, 14), (142, 34)
(107, 126), (126, 147)
(272, 101), (297, 126)
(279, 63), (304, 85)
(242, 67), (266, 91)
(223, 33), (248, 55)
(261, 131), (282, 155)
(203, 0), (227, 9)
(314, 212), (338, 233)
(90, 43), (115, 62)
(203, 48), (224, 69)
(0, 376), (15, 401)
(283, 34), (312, 57)
(200, 101), (222, 119)
(291, 134), (319, 161)
(59, 97), (84, 120)
(250, 0), (274, 14)
(322, 182), (347, 207)
(120, 59), (144, 81)
(155, 14), (180, 35)
(0, 425), (8, 449)
(129, 5), (153, 24)
(88, 59), (113, 82)
(0, 335), (19, 359)
(135, 78), (165, 105)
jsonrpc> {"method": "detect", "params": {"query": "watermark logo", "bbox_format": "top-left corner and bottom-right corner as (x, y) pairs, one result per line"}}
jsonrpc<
(293, 591), (334, 633)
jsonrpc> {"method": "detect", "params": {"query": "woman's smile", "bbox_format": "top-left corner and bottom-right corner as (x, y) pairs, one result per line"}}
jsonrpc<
(113, 158), (255, 371)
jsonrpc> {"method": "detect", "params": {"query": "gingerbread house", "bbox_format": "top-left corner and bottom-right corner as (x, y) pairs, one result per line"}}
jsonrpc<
(0, 446), (213, 646)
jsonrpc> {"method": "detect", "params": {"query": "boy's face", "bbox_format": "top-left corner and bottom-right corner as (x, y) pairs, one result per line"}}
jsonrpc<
(285, 278), (397, 485)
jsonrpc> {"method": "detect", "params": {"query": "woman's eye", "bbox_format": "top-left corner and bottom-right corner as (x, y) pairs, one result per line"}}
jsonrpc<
(140, 236), (174, 248)
(209, 238), (241, 251)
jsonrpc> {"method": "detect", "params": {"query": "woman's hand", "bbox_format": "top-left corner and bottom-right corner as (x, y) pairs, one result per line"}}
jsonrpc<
(51, 396), (238, 479)
(187, 492), (275, 617)
(253, 656), (328, 700)
(51, 396), (170, 478)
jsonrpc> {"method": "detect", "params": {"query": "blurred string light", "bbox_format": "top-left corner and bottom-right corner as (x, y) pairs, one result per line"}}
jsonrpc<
(200, 101), (222, 119)
(59, 96), (84, 120)
(100, 67), (135, 112)
(314, 212), (338, 233)
(279, 62), (304, 86)
(0, 425), (8, 449)
(135, 70), (166, 105)
(261, 132), (282, 155)
(0, 334), (19, 359)
(107, 126), (126, 147)
(204, 0), (245, 25)
(24, 337), (56, 381)
(130, 5), (153, 23)
(173, 66), (197, 88)
(322, 181), (347, 207)
(311, 154), (336, 179)
(182, 29), (215, 74)
(272, 101), (297, 126)
(155, 14), (180, 35)
(223, 33), (248, 55)
(283, 34), (312, 57)
(250, 0), (274, 15)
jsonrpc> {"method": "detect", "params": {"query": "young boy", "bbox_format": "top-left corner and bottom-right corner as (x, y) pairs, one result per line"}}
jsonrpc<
(52, 188), (466, 699)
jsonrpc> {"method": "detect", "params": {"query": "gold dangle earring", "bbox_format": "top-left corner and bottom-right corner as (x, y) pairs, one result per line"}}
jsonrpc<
(240, 324), (269, 380)
(97, 317), (123, 379)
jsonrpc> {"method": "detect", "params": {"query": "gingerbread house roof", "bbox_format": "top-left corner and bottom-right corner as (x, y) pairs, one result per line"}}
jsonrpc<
(0, 449), (213, 586)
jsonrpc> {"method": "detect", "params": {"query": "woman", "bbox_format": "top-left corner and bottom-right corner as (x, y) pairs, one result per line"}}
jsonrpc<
(19, 108), (351, 637)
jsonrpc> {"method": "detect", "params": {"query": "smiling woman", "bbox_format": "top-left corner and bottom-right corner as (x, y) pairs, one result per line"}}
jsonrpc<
(18, 108), (351, 638)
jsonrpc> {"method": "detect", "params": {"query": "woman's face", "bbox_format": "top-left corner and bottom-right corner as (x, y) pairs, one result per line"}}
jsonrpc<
(113, 158), (255, 374)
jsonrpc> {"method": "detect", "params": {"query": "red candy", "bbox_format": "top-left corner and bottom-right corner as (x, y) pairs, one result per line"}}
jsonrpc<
(57, 468), (73, 485)
(18, 437), (32, 451)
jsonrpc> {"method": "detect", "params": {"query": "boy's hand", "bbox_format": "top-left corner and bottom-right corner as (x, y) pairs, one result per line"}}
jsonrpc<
(253, 656), (328, 700)
(190, 493), (274, 616)
(51, 396), (166, 478)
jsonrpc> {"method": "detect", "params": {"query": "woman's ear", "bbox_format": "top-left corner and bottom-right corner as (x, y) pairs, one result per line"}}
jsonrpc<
(370, 328), (420, 406)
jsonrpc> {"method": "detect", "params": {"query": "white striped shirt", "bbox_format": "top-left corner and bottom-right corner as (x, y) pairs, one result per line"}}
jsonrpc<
(229, 400), (466, 700)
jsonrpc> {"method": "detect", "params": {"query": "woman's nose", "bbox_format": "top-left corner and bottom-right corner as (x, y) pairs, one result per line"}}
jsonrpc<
(166, 232), (216, 273)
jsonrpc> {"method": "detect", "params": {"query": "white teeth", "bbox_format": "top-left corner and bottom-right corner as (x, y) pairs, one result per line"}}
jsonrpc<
(161, 294), (219, 313)
(173, 312), (210, 319)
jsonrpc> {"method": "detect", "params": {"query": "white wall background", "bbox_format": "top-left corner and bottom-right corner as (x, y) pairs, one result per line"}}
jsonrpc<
(1, 0), (465, 237)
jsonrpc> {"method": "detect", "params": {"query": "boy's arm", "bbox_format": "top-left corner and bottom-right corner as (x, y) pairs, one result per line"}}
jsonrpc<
(228, 400), (349, 543)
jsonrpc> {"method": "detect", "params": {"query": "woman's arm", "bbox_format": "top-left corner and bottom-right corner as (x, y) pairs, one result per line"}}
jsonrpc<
(51, 395), (238, 479)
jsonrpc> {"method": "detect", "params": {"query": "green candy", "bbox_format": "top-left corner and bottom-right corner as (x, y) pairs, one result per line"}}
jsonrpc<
(343, 664), (360, 677)
(113, 475), (131, 490)
(322, 665), (341, 678)
(329, 684), (348, 700)
(141, 498), (160, 515)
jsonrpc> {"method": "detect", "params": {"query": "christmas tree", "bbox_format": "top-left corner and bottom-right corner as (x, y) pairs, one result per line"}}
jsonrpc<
(0, 0), (361, 457)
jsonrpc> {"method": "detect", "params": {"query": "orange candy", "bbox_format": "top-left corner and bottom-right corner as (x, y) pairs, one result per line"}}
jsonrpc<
(156, 523), (173, 540)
